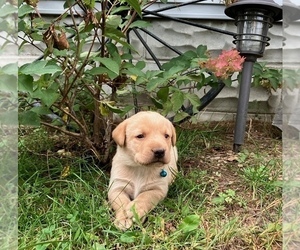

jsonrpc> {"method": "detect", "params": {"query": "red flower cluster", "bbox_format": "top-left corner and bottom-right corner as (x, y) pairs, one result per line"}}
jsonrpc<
(201, 49), (245, 79)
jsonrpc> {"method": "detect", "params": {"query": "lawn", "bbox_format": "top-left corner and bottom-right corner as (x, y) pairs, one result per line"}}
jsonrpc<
(18, 120), (282, 249)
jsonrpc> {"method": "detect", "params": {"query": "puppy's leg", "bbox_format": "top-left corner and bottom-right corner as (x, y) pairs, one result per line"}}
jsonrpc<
(108, 188), (133, 230)
(126, 189), (167, 221)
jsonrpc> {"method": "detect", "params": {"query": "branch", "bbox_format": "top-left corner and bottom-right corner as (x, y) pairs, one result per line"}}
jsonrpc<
(41, 121), (102, 160)
(18, 35), (44, 54)
(101, 0), (107, 58)
(52, 104), (89, 136)
(60, 7), (100, 105)
(52, 0), (79, 23)
(41, 121), (81, 138)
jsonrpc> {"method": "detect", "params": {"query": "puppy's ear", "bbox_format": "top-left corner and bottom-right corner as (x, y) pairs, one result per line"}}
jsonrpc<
(170, 123), (176, 146)
(112, 120), (127, 147)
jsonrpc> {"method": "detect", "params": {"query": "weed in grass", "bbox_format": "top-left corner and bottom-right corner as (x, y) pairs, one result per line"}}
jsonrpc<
(212, 189), (246, 208)
(238, 150), (282, 200)
(242, 164), (270, 199)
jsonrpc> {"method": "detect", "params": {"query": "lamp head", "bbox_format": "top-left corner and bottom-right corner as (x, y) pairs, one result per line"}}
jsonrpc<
(225, 0), (282, 57)
(225, 0), (282, 22)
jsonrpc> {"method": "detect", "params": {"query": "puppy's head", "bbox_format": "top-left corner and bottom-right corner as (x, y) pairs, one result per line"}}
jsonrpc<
(112, 111), (176, 166)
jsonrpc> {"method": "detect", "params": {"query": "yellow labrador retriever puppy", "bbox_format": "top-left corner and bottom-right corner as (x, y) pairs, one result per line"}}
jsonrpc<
(108, 111), (178, 230)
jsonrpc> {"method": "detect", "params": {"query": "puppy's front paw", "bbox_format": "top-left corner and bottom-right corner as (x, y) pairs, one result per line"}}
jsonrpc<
(114, 217), (133, 230)
(125, 201), (147, 221)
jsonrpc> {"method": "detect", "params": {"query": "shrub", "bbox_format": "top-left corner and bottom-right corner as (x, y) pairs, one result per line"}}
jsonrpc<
(18, 0), (281, 163)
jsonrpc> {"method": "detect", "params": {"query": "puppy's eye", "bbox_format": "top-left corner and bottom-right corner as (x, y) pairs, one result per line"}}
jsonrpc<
(136, 134), (144, 139)
(165, 134), (170, 139)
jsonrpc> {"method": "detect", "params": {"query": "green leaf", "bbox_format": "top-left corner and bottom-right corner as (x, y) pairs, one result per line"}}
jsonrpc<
(120, 232), (139, 243)
(223, 78), (232, 87)
(83, 0), (95, 8)
(136, 61), (146, 70)
(91, 243), (106, 250)
(105, 32), (136, 52)
(162, 54), (190, 71)
(33, 88), (60, 107)
(104, 27), (125, 39)
(124, 0), (142, 17)
(171, 91), (184, 111)
(178, 214), (200, 233)
(121, 53), (133, 60)
(32, 17), (46, 29)
(30, 32), (43, 42)
(80, 51), (99, 59)
(118, 105), (134, 117)
(0, 75), (17, 93)
(269, 77), (280, 90)
(189, 73), (205, 85)
(185, 93), (200, 109)
(135, 76), (147, 85)
(105, 43), (118, 56)
(18, 74), (34, 94)
(145, 70), (163, 79)
(253, 62), (263, 75)
(0, 4), (17, 17)
(63, 0), (76, 8)
(18, 4), (33, 17)
(53, 48), (68, 57)
(150, 97), (163, 109)
(88, 66), (118, 80)
(212, 196), (225, 205)
(20, 61), (62, 75)
(0, 20), (9, 33)
(35, 243), (50, 250)
(0, 63), (17, 75)
(182, 50), (198, 60)
(157, 87), (169, 103)
(105, 102), (124, 114)
(252, 76), (260, 87)
(106, 43), (122, 67)
(106, 15), (122, 29)
(226, 189), (235, 197)
(94, 57), (120, 76)
(124, 67), (145, 78)
(31, 106), (52, 115)
(196, 45), (208, 58)
(18, 111), (40, 126)
(146, 77), (165, 92)
(129, 20), (150, 29)
(111, 5), (130, 15)
(163, 66), (184, 79)
(173, 112), (190, 123)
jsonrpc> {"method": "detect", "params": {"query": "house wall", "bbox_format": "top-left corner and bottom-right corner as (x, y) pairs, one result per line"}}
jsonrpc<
(18, 1), (285, 122)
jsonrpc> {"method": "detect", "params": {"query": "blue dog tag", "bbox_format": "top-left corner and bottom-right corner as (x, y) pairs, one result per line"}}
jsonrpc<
(160, 169), (167, 177)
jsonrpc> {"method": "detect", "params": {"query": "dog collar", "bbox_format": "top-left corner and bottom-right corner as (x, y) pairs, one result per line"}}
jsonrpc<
(160, 169), (167, 177)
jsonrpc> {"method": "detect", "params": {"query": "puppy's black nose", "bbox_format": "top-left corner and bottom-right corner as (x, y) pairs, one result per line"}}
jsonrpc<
(153, 149), (165, 158)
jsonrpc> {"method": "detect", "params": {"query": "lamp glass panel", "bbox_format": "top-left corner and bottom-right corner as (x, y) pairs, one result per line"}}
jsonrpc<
(236, 10), (271, 55)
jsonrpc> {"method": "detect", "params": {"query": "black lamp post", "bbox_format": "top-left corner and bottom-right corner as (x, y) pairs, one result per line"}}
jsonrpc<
(224, 0), (282, 152)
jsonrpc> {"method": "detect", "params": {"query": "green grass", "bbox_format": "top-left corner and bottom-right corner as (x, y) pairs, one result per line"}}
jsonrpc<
(18, 123), (282, 249)
(0, 131), (18, 250)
